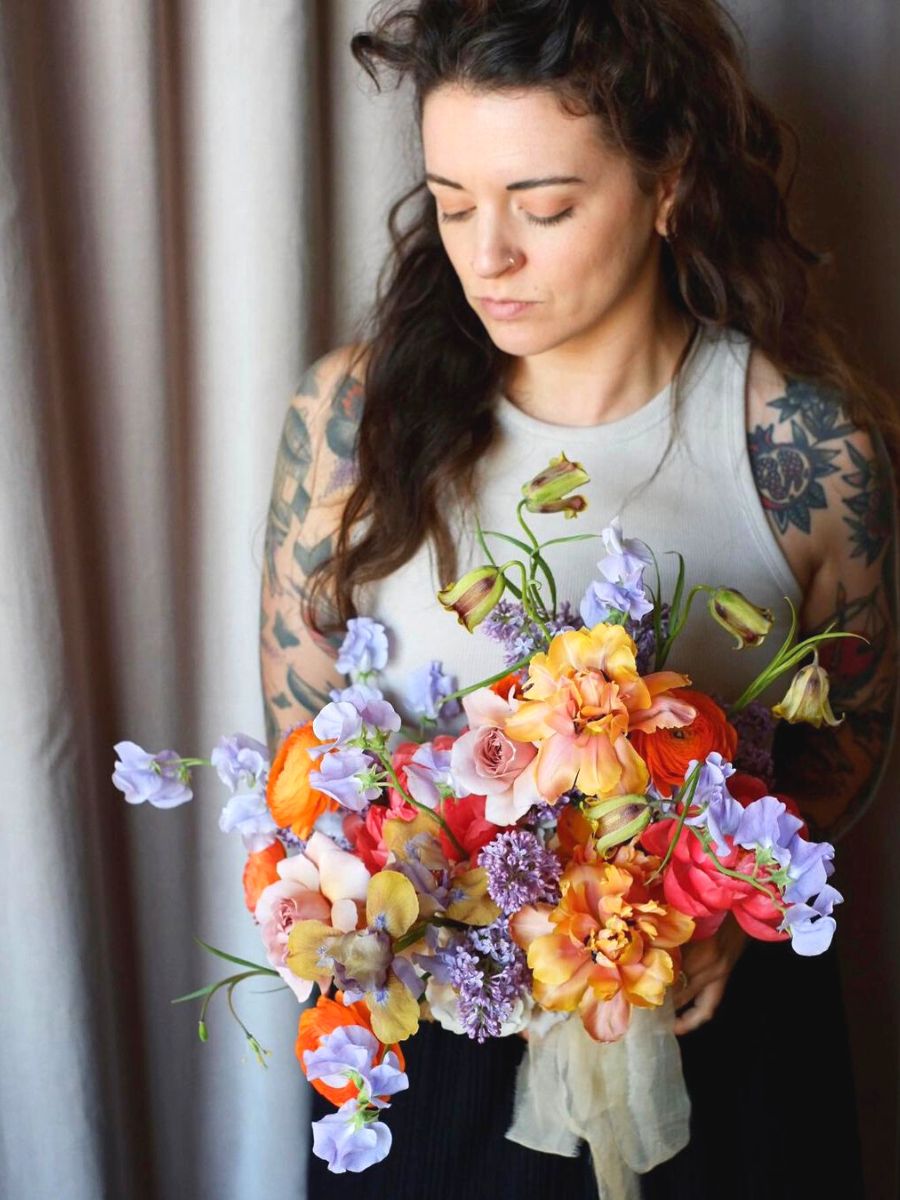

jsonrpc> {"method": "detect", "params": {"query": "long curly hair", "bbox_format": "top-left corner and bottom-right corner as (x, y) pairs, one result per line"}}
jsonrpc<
(308, 0), (896, 633)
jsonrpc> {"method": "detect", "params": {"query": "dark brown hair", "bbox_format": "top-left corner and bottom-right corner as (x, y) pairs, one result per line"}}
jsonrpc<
(309, 0), (896, 633)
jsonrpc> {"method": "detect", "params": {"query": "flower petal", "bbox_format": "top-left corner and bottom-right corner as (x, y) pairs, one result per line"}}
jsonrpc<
(366, 870), (419, 938)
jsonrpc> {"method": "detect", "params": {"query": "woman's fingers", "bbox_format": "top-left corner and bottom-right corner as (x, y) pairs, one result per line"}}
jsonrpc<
(673, 976), (728, 1035)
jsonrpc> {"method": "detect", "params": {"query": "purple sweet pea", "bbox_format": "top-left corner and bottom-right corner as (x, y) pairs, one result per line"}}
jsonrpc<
(404, 660), (460, 722)
(684, 753), (743, 854)
(210, 732), (269, 792)
(405, 742), (459, 809)
(312, 701), (363, 751)
(596, 517), (653, 580)
(311, 1102), (393, 1174)
(310, 748), (380, 812)
(781, 885), (843, 956)
(782, 836), (837, 905)
(336, 618), (389, 678)
(330, 683), (401, 734)
(112, 741), (193, 808)
(579, 568), (653, 626)
(218, 791), (278, 852)
(735, 795), (804, 868)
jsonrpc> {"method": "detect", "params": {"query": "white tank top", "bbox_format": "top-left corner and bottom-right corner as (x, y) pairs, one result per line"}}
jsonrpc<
(360, 326), (803, 720)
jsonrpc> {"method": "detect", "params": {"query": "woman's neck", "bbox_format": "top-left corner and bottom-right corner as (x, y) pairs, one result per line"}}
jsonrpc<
(502, 299), (694, 428)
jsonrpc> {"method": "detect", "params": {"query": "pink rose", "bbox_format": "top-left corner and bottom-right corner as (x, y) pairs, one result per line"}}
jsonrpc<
(450, 687), (543, 825)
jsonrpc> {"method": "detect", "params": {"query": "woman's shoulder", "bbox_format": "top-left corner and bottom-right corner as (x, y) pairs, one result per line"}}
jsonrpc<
(744, 345), (892, 594)
(278, 342), (370, 504)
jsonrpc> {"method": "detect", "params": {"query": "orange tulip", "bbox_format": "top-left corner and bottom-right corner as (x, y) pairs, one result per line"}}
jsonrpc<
(510, 850), (694, 1042)
(266, 721), (337, 838)
(504, 623), (694, 800)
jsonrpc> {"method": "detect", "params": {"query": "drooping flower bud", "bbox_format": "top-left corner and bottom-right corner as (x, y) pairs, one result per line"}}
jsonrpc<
(772, 655), (843, 728)
(708, 588), (774, 649)
(582, 794), (651, 854)
(522, 453), (589, 516)
(438, 567), (505, 633)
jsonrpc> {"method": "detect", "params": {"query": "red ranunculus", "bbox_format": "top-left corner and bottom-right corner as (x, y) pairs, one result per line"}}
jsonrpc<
(641, 817), (787, 943)
(439, 792), (500, 863)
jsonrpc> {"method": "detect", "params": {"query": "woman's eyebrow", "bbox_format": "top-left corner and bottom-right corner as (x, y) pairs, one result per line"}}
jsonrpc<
(425, 172), (585, 190)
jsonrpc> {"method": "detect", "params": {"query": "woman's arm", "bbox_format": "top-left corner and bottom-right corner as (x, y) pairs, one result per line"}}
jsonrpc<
(746, 352), (898, 837)
(259, 345), (366, 754)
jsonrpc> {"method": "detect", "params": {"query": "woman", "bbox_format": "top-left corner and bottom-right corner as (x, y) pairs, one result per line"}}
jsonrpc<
(260, 2), (897, 1196)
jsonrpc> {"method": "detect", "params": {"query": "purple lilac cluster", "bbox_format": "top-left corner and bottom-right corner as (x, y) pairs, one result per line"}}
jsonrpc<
(630, 604), (670, 675)
(729, 699), (778, 786)
(481, 599), (580, 665)
(447, 921), (531, 1042)
(479, 829), (562, 913)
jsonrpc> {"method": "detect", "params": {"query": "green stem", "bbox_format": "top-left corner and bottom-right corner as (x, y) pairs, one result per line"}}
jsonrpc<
(394, 915), (468, 953)
(657, 584), (708, 668)
(440, 654), (533, 707)
(225, 979), (270, 1067)
(695, 834), (788, 914)
(373, 748), (467, 860)
(648, 764), (702, 881)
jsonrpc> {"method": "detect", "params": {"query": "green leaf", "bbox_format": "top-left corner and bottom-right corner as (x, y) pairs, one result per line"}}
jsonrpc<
(172, 982), (220, 1004)
(536, 533), (600, 550)
(194, 938), (279, 976)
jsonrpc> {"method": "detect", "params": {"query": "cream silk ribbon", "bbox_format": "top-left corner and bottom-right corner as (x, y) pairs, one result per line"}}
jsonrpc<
(505, 1000), (690, 1199)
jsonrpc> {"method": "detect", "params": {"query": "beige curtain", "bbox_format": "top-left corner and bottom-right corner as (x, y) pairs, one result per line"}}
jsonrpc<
(0, 3), (896, 1198)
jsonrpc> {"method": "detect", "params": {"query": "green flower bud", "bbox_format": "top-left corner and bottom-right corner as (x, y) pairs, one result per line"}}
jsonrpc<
(437, 566), (505, 633)
(522, 453), (590, 514)
(772, 655), (843, 728)
(708, 588), (774, 649)
(583, 794), (651, 854)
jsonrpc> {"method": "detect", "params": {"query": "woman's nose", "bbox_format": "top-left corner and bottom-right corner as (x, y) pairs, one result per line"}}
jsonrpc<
(469, 225), (523, 277)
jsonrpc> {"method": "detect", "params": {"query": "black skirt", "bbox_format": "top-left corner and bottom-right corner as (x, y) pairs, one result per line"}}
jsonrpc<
(307, 939), (862, 1199)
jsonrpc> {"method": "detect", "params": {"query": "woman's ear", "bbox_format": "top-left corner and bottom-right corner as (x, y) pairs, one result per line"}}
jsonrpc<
(654, 170), (680, 239)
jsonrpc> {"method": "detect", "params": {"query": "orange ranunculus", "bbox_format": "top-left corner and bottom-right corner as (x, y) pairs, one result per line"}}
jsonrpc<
(295, 992), (406, 1107)
(266, 721), (337, 838)
(503, 623), (694, 800)
(242, 840), (286, 913)
(629, 688), (738, 798)
(489, 671), (525, 700)
(510, 852), (694, 1043)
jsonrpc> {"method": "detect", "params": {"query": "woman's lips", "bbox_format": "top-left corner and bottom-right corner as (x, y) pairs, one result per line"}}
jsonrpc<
(478, 298), (537, 320)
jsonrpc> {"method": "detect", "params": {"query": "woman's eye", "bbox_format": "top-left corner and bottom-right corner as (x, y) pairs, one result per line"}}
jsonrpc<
(524, 208), (575, 227)
(438, 207), (575, 226)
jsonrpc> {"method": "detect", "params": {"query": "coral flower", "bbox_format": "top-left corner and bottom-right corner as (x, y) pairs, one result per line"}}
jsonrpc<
(504, 623), (694, 800)
(510, 855), (694, 1042)
(242, 840), (286, 913)
(630, 689), (738, 798)
(267, 721), (337, 838)
(296, 993), (406, 1107)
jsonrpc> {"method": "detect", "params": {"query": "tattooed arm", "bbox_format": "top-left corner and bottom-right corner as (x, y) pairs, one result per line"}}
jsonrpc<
(746, 351), (899, 839)
(260, 345), (367, 755)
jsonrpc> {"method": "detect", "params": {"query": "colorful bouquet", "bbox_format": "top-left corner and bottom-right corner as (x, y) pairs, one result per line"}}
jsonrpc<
(114, 454), (851, 1181)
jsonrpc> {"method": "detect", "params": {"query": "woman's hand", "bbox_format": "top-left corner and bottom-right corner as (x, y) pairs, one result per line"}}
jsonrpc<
(672, 915), (747, 1035)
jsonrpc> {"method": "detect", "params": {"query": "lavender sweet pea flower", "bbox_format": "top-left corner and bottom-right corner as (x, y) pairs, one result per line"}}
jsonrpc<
(112, 741), (193, 808)
(735, 795), (804, 868)
(305, 1026), (408, 1108)
(405, 743), (459, 809)
(684, 753), (742, 855)
(311, 1102), (393, 1174)
(218, 791), (278, 852)
(336, 617), (389, 678)
(310, 749), (380, 812)
(596, 517), (653, 580)
(313, 701), (363, 751)
(404, 660), (460, 722)
(781, 885), (843, 956)
(580, 569), (653, 625)
(782, 836), (837, 905)
(210, 733), (269, 792)
(330, 682), (401, 733)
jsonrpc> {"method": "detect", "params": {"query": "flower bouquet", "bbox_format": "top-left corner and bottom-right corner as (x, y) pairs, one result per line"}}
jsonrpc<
(114, 454), (852, 1187)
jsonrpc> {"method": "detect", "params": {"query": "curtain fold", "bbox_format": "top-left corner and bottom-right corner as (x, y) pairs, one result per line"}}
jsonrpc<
(0, 3), (897, 1198)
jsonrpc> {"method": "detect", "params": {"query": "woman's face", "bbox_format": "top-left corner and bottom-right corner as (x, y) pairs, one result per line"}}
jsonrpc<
(421, 84), (674, 358)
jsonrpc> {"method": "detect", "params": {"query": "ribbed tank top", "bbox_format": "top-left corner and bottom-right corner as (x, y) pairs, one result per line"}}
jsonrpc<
(360, 326), (803, 721)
